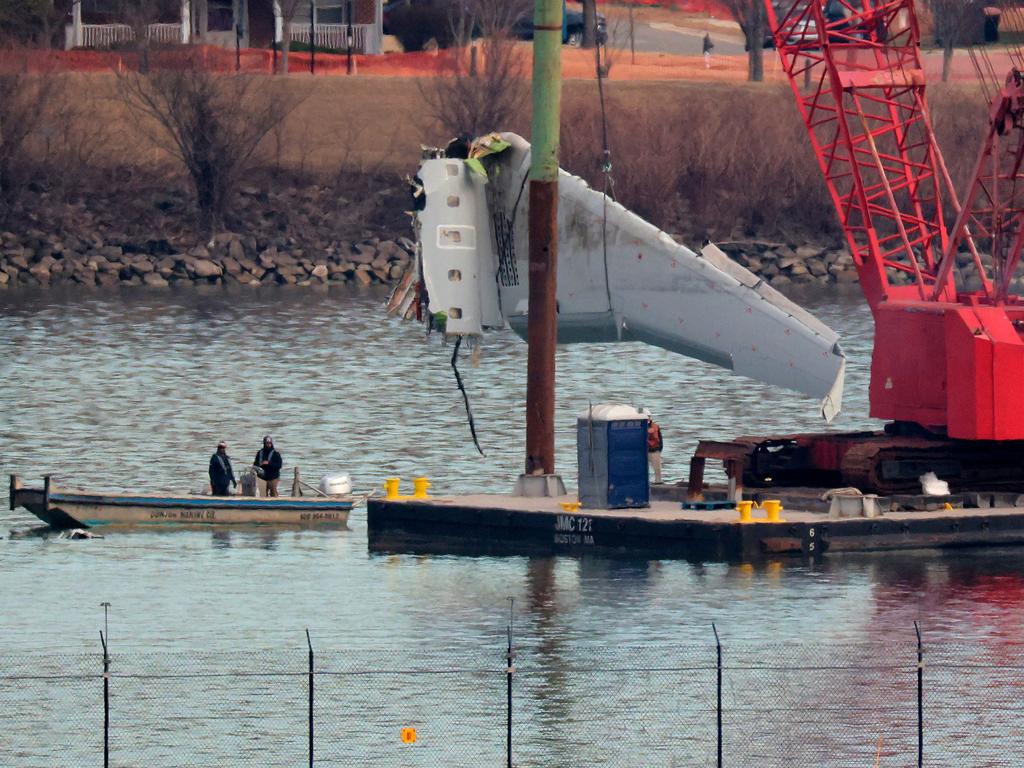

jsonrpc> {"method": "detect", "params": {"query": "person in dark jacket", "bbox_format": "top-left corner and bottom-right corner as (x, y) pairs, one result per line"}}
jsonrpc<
(209, 441), (236, 496)
(254, 435), (283, 497)
(702, 32), (714, 69)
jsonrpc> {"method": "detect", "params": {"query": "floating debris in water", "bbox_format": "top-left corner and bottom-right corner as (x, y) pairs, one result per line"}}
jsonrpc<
(58, 529), (104, 540)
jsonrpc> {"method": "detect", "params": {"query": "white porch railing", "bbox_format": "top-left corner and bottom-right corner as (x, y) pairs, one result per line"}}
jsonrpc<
(289, 22), (377, 53)
(80, 23), (133, 47)
(79, 22), (185, 48)
(148, 23), (185, 43)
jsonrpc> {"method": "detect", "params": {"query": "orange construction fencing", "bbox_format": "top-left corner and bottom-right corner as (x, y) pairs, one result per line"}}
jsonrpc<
(596, 0), (731, 13)
(0, 40), (1006, 85)
(0, 45), (461, 77)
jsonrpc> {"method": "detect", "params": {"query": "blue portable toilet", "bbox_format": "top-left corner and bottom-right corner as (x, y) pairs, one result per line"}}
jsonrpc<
(577, 404), (650, 509)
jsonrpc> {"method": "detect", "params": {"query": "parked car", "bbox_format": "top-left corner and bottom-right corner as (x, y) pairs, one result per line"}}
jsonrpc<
(512, 2), (607, 47)
(762, 0), (863, 49)
(385, 0), (606, 48)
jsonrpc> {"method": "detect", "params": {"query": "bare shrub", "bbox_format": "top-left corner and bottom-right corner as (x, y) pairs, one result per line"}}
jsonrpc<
(325, 122), (408, 239)
(562, 82), (993, 244)
(599, 11), (632, 74)
(561, 96), (682, 227)
(561, 85), (833, 240)
(931, 85), (987, 185)
(0, 55), (117, 214)
(27, 87), (116, 203)
(117, 53), (303, 234)
(0, 63), (64, 220)
(419, 0), (530, 140)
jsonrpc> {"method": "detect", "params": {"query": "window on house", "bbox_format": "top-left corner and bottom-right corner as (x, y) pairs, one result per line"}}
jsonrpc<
(82, 0), (114, 9)
(317, 2), (350, 25)
(81, 0), (120, 24)
(208, 0), (234, 31)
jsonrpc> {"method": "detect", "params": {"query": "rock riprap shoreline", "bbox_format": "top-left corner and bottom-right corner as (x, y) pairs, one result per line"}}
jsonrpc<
(716, 239), (1018, 292)
(0, 230), (416, 289)
(713, 241), (859, 288)
(3, 180), (1008, 294)
(1, 230), (872, 291)
(0, 180), (874, 292)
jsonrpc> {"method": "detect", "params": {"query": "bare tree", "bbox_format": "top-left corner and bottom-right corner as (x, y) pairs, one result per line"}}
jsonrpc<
(121, 0), (181, 73)
(420, 0), (529, 139)
(0, 0), (70, 48)
(277, 0), (305, 74)
(118, 54), (302, 233)
(922, 0), (985, 82)
(722, 0), (767, 82)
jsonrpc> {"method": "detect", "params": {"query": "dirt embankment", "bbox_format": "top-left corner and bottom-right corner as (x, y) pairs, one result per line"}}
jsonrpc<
(0, 73), (988, 292)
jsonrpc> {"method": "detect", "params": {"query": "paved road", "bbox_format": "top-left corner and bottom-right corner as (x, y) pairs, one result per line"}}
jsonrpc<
(606, 18), (746, 55)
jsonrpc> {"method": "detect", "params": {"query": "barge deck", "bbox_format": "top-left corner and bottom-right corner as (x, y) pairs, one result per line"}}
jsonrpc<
(367, 493), (1024, 561)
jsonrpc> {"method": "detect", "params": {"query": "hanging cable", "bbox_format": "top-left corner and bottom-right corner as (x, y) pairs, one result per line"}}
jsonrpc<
(451, 336), (485, 456)
(595, 36), (614, 314)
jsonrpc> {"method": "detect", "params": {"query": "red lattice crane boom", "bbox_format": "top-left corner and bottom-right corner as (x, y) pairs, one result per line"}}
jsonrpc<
(686, 1), (1024, 494)
(767, 0), (1024, 441)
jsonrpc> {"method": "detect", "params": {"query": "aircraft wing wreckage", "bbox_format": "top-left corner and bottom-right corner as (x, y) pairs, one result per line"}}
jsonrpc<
(389, 133), (846, 421)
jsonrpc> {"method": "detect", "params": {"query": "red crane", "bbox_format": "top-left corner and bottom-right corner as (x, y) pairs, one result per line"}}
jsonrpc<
(694, 0), (1024, 492)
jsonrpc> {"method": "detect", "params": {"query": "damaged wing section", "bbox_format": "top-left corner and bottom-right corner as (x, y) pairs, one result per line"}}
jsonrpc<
(392, 133), (846, 421)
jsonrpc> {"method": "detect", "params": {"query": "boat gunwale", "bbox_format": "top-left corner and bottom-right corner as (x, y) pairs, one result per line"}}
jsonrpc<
(48, 491), (355, 510)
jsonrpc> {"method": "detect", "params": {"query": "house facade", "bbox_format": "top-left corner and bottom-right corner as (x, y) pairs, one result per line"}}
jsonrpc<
(64, 0), (382, 54)
(281, 0), (383, 55)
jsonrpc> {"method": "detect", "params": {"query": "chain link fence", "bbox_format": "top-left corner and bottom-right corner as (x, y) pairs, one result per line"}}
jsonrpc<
(3, 627), (1023, 767)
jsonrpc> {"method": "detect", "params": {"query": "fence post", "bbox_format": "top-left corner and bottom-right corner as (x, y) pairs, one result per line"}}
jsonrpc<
(915, 622), (923, 767)
(309, 0), (316, 75)
(346, 0), (354, 75)
(100, 630), (109, 768)
(506, 598), (514, 768)
(713, 624), (722, 768)
(306, 629), (314, 768)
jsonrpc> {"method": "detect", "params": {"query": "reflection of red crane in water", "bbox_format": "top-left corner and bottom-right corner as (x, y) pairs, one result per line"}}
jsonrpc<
(713, 0), (1024, 491)
(868, 562), (1024, 655)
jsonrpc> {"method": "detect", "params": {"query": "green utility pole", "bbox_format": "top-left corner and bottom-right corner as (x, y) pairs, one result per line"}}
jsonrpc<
(524, 0), (563, 477)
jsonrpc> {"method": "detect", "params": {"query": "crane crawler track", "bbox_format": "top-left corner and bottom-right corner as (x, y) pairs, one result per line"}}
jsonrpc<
(733, 432), (1024, 495)
(840, 438), (1024, 495)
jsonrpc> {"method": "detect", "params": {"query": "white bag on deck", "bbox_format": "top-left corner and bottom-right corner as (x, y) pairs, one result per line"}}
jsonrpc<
(920, 471), (950, 496)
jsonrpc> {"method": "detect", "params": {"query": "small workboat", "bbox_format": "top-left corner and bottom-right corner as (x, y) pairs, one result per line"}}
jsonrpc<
(9, 475), (354, 529)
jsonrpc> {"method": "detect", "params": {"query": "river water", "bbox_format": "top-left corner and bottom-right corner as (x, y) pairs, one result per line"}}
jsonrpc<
(3, 285), (1024, 766)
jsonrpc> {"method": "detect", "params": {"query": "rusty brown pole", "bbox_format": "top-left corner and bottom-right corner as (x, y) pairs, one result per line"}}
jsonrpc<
(524, 0), (563, 476)
(525, 182), (558, 475)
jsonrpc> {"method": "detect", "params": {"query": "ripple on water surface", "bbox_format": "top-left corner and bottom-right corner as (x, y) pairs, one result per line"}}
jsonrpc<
(2, 285), (1024, 658)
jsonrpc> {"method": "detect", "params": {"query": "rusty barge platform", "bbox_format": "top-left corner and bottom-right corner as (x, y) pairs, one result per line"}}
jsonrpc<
(366, 492), (1024, 561)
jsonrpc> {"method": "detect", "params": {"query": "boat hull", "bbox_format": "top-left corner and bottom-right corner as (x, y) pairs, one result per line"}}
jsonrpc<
(10, 476), (352, 529)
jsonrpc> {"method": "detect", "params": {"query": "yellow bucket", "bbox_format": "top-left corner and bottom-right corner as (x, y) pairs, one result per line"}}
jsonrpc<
(559, 501), (582, 512)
